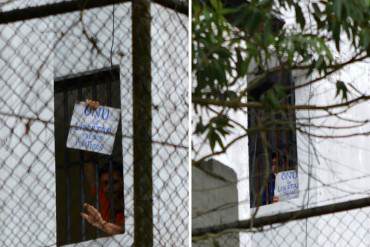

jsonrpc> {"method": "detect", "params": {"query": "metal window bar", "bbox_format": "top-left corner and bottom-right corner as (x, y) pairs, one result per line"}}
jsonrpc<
(285, 129), (290, 170)
(0, 0), (188, 246)
(0, 0), (188, 25)
(63, 91), (72, 243)
(249, 71), (298, 207)
(108, 158), (114, 223)
(95, 158), (101, 238)
(106, 78), (115, 224)
(55, 66), (123, 245)
(77, 88), (86, 241)
(91, 78), (101, 239)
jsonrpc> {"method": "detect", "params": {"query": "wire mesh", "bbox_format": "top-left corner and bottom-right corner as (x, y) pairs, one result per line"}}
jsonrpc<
(0, 1), (188, 246)
(192, 158), (370, 247)
(193, 204), (370, 247)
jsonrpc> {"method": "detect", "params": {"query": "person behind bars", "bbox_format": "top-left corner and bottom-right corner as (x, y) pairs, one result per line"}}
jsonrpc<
(80, 99), (124, 235)
(261, 152), (279, 205)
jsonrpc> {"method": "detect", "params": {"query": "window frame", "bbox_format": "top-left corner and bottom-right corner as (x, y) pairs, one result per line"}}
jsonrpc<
(54, 66), (125, 246)
(248, 70), (299, 208)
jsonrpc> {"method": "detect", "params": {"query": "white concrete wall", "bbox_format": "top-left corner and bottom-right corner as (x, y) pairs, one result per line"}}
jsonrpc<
(0, 2), (188, 247)
(192, 159), (239, 247)
(0, 18), (56, 247)
(192, 8), (370, 247)
(251, 7), (370, 247)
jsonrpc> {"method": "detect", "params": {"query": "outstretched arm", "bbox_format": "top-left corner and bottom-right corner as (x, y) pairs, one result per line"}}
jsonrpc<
(81, 203), (123, 235)
(81, 100), (123, 235)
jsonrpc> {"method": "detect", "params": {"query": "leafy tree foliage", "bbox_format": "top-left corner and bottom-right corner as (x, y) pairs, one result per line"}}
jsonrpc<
(192, 0), (370, 161)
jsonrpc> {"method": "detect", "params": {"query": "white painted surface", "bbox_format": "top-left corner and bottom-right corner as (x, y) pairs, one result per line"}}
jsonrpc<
(193, 4), (370, 247)
(192, 159), (239, 247)
(0, 2), (188, 247)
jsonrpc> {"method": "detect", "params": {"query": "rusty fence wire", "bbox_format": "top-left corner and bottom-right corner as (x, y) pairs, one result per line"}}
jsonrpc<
(0, 0), (188, 246)
(193, 200), (370, 247)
(192, 160), (370, 247)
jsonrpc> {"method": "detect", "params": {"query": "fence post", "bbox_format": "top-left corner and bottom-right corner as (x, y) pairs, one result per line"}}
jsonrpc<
(132, 0), (153, 246)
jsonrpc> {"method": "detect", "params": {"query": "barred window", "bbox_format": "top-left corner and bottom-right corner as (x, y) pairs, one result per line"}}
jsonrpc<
(248, 70), (298, 208)
(54, 66), (125, 246)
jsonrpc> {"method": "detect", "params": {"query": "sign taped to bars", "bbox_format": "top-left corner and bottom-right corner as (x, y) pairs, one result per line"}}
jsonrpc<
(66, 102), (121, 155)
(274, 170), (299, 201)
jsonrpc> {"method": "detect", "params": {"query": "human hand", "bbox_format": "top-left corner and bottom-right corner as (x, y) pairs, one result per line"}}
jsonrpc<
(81, 203), (106, 230)
(81, 203), (124, 235)
(85, 99), (100, 110)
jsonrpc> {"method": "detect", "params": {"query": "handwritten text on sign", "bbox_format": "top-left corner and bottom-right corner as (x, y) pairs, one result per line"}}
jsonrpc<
(66, 103), (121, 155)
(275, 170), (299, 201)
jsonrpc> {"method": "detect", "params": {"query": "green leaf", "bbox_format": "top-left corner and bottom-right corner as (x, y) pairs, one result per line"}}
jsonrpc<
(195, 121), (206, 134)
(335, 80), (348, 101)
(360, 29), (370, 49)
(236, 49), (247, 77)
(263, 90), (280, 109)
(224, 90), (238, 100)
(294, 4), (306, 29)
(209, 0), (221, 11)
(208, 128), (217, 151)
(207, 128), (224, 151)
(333, 0), (343, 19)
(333, 22), (341, 52)
(214, 133), (224, 149)
(273, 84), (287, 99)
(247, 11), (262, 32)
(312, 2), (321, 15)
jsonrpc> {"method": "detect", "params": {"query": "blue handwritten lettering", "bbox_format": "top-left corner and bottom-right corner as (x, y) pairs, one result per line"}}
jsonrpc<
(75, 122), (112, 134)
(281, 171), (297, 180)
(83, 106), (110, 121)
(102, 108), (109, 120)
(74, 136), (104, 152)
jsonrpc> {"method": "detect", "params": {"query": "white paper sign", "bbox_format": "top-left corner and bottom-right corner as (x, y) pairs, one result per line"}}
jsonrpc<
(274, 170), (299, 201)
(66, 103), (121, 155)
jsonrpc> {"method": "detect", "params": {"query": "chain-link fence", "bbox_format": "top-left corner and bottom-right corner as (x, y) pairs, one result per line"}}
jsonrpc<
(193, 196), (370, 247)
(0, 0), (188, 246)
(191, 0), (370, 246)
(192, 159), (370, 247)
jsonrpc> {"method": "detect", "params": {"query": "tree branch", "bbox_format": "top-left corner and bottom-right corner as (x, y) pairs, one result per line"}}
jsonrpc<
(193, 94), (370, 111)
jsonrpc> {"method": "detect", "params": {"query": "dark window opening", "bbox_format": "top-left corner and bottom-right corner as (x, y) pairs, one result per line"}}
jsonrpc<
(54, 66), (125, 246)
(248, 70), (298, 208)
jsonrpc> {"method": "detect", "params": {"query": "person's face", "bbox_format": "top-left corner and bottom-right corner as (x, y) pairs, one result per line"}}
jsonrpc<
(271, 164), (277, 174)
(100, 171), (123, 194)
(272, 157), (278, 173)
